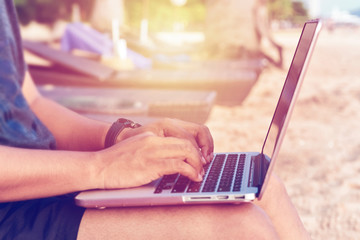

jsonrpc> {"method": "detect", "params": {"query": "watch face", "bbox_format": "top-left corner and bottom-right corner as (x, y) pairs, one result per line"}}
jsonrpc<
(117, 118), (132, 124)
(117, 118), (130, 123)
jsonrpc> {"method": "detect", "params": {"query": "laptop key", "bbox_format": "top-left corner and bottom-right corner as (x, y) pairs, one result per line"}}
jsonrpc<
(154, 173), (179, 194)
(163, 174), (178, 183)
(233, 154), (246, 192)
(187, 181), (202, 192)
(202, 154), (225, 192)
(171, 175), (190, 193)
(218, 154), (237, 192)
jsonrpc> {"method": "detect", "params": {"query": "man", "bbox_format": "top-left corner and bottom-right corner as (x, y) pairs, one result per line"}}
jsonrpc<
(0, 0), (310, 239)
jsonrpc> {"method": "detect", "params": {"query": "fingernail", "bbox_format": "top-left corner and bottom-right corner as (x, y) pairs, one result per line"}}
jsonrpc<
(207, 153), (214, 162)
(201, 156), (207, 165)
(198, 173), (203, 181)
(201, 168), (205, 176)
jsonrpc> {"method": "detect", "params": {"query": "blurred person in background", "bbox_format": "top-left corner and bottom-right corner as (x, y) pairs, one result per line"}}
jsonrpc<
(0, 0), (309, 239)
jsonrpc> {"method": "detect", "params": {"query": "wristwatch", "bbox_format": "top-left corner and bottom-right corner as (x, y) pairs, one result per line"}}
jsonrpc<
(104, 118), (141, 148)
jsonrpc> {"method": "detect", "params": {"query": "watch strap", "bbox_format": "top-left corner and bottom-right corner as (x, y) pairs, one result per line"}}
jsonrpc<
(104, 118), (141, 148)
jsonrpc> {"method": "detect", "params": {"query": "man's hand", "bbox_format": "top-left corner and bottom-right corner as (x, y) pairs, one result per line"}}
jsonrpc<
(95, 131), (207, 189)
(116, 118), (214, 163)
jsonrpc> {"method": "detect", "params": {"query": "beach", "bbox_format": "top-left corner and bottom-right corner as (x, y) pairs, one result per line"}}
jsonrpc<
(206, 27), (360, 239)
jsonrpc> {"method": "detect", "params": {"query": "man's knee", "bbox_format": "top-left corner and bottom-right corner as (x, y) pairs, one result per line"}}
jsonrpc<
(235, 203), (280, 240)
(258, 173), (288, 203)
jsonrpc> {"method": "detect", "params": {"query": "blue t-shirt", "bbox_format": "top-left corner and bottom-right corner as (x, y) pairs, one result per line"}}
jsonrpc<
(0, 0), (56, 149)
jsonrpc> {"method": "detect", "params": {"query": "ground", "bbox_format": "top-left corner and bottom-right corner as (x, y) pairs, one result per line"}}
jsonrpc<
(207, 26), (360, 240)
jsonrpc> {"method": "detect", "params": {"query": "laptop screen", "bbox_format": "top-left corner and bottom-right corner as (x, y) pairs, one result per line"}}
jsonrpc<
(261, 20), (319, 164)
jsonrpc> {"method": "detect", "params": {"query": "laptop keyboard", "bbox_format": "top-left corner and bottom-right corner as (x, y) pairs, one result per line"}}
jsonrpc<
(154, 154), (246, 194)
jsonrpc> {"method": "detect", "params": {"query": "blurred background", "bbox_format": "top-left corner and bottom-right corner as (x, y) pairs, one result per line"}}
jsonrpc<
(15, 1), (360, 239)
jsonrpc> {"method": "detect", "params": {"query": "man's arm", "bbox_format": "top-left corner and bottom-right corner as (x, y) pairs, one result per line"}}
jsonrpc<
(0, 145), (98, 202)
(0, 73), (210, 202)
(0, 131), (204, 202)
(21, 72), (214, 160)
(22, 72), (110, 151)
(0, 73), (102, 201)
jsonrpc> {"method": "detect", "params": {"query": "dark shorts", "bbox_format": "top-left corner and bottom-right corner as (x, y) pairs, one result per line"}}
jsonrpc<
(0, 193), (85, 240)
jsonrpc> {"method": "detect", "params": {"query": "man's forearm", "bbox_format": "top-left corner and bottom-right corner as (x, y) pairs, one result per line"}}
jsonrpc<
(22, 72), (110, 151)
(30, 95), (110, 151)
(0, 145), (100, 202)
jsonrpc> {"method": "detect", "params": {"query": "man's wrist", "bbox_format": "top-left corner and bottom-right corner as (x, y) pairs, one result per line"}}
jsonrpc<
(104, 118), (141, 148)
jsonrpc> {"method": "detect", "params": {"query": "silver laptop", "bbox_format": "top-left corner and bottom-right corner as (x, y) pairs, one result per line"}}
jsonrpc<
(75, 19), (322, 208)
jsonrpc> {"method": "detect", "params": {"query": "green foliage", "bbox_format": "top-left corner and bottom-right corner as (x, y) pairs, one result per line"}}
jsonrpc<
(15, 0), (205, 30)
(14, 0), (94, 25)
(267, 0), (308, 24)
(267, 0), (293, 21)
(291, 1), (309, 24)
(124, 0), (206, 32)
(292, 1), (307, 16)
(14, 0), (27, 5)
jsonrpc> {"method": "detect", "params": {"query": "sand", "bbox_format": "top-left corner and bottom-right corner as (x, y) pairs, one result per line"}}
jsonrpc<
(206, 27), (360, 239)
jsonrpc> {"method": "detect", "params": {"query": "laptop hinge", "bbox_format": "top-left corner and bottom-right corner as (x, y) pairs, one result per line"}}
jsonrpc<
(248, 154), (269, 189)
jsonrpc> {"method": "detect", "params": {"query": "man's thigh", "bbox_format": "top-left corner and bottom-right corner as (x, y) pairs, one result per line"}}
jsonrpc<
(77, 203), (279, 240)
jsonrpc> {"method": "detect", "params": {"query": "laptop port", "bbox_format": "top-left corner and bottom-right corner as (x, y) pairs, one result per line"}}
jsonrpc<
(190, 197), (211, 200)
(235, 195), (245, 199)
(217, 195), (229, 200)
